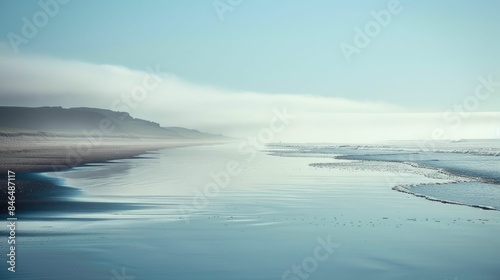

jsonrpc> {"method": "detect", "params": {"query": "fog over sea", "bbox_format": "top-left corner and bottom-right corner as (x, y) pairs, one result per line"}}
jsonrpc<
(2, 142), (500, 280)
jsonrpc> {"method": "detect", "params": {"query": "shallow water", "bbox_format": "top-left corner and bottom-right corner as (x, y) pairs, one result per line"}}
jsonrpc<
(276, 144), (500, 210)
(2, 144), (500, 279)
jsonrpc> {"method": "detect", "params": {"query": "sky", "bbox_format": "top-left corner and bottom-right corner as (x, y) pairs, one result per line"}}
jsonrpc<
(0, 0), (499, 142)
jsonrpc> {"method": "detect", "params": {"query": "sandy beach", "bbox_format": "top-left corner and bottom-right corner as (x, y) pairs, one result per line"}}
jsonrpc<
(0, 135), (229, 174)
(0, 135), (232, 218)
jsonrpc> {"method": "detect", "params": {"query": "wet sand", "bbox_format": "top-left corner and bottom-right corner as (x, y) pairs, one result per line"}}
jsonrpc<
(0, 135), (228, 174)
(0, 135), (231, 218)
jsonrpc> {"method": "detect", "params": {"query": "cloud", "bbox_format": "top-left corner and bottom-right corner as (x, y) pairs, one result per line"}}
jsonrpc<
(0, 51), (498, 142)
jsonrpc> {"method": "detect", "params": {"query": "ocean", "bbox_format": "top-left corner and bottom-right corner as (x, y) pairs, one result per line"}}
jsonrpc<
(2, 142), (500, 279)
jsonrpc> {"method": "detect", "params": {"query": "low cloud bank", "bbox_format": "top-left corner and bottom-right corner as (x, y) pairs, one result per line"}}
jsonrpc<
(0, 51), (498, 142)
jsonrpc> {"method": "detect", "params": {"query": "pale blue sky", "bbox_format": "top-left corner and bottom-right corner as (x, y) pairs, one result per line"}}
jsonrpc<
(0, 0), (499, 112)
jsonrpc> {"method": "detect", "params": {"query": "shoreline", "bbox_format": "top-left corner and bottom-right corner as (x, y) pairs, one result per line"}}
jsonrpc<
(392, 184), (498, 211)
(0, 135), (232, 174)
(0, 136), (233, 217)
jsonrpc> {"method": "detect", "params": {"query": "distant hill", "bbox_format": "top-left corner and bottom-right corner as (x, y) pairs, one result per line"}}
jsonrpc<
(0, 106), (227, 140)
